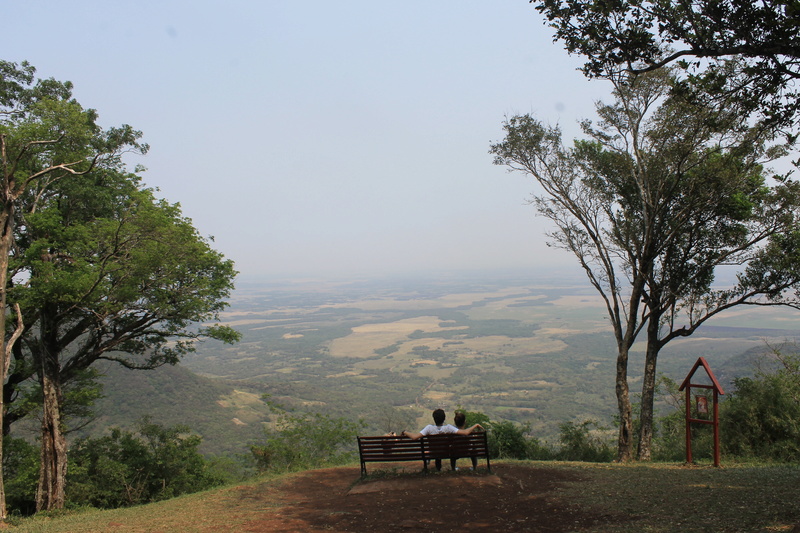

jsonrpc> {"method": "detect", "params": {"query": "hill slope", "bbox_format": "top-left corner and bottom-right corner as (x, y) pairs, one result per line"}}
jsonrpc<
(85, 361), (274, 457)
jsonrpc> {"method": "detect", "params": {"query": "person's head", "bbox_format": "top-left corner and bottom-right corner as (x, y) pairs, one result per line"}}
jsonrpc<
(432, 408), (446, 426)
(453, 411), (466, 429)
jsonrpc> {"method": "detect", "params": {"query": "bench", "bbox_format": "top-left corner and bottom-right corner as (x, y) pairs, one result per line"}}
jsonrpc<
(357, 432), (491, 477)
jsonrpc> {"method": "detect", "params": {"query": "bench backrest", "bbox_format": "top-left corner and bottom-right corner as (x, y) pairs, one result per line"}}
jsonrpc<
(421, 432), (488, 459)
(357, 435), (423, 463)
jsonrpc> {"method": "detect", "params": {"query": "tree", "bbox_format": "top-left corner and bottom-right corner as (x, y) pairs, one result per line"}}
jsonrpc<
(490, 69), (800, 461)
(532, 0), (800, 132)
(7, 167), (238, 511)
(0, 59), (146, 519)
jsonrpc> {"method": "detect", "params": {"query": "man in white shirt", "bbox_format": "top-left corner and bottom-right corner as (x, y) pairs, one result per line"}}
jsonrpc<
(401, 409), (484, 470)
(402, 408), (483, 440)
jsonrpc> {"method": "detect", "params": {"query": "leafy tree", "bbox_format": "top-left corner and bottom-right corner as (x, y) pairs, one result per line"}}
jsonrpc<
(0, 59), (147, 518)
(721, 346), (800, 461)
(532, 0), (800, 131)
(8, 169), (238, 512)
(251, 411), (365, 473)
(67, 417), (225, 508)
(1, 61), (238, 512)
(491, 69), (800, 461)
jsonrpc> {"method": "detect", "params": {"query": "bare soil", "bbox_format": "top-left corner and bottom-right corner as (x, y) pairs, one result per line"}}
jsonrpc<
(233, 463), (625, 532)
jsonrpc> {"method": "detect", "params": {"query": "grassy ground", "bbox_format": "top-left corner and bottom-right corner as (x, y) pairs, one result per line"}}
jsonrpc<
(551, 461), (800, 532)
(8, 461), (800, 532)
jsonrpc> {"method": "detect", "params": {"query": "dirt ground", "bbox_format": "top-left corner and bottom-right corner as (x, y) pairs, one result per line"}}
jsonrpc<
(232, 463), (626, 532)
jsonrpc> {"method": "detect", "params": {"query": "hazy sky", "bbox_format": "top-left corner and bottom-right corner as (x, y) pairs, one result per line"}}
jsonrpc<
(2, 1), (610, 281)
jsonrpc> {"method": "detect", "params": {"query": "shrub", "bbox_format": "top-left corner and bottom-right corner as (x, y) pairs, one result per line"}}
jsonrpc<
(67, 417), (225, 508)
(251, 411), (365, 473)
(721, 350), (800, 461)
(2, 438), (40, 515)
(556, 420), (614, 462)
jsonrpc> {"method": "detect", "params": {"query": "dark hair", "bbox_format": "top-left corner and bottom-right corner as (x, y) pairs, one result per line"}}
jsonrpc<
(432, 408), (446, 425)
(453, 411), (466, 429)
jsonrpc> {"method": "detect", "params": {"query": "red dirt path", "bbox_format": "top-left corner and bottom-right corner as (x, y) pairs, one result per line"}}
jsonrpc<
(233, 463), (625, 532)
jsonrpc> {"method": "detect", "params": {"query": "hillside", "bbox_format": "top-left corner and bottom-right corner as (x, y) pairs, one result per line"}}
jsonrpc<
(85, 361), (274, 457)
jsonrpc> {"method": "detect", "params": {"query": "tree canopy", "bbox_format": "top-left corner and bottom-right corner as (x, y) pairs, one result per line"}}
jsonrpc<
(532, 0), (800, 130)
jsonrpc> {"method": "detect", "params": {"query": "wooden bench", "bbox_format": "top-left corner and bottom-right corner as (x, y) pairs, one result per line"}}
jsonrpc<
(357, 432), (491, 477)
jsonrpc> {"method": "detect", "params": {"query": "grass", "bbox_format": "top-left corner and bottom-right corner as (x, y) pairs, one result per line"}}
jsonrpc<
(8, 461), (799, 532)
(552, 460), (800, 532)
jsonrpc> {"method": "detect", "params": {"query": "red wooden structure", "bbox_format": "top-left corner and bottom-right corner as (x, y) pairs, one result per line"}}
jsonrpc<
(678, 357), (725, 467)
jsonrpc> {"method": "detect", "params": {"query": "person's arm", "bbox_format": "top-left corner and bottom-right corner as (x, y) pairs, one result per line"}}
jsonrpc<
(401, 430), (423, 440)
(455, 423), (483, 435)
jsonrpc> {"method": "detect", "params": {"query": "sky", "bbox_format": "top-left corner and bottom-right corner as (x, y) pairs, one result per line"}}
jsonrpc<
(2, 1), (611, 282)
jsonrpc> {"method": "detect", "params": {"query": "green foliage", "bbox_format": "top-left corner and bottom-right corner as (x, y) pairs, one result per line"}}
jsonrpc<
(533, 0), (800, 130)
(556, 420), (614, 462)
(721, 350), (800, 461)
(67, 417), (225, 509)
(486, 420), (531, 460)
(459, 409), (554, 460)
(2, 438), (40, 515)
(251, 411), (365, 473)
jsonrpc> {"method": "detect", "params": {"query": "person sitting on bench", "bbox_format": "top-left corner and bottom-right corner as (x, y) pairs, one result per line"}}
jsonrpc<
(401, 409), (483, 470)
(451, 410), (480, 471)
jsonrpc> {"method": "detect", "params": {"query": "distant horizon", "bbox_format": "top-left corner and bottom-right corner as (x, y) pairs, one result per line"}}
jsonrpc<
(233, 263), (587, 287)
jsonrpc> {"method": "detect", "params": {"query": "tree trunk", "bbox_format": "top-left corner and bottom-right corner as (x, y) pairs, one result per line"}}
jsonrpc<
(615, 346), (634, 462)
(637, 309), (663, 461)
(36, 371), (68, 511)
(36, 300), (68, 512)
(0, 155), (15, 519)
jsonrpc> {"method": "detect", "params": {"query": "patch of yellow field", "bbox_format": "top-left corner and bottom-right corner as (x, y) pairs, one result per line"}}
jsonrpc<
(528, 380), (558, 387)
(355, 315), (466, 334)
(325, 371), (362, 378)
(424, 390), (455, 403)
(282, 333), (304, 339)
(453, 335), (568, 356)
(328, 316), (466, 358)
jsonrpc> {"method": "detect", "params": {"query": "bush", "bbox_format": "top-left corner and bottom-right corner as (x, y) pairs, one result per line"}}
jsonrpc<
(556, 420), (614, 462)
(721, 350), (800, 461)
(486, 420), (533, 459)
(251, 411), (365, 473)
(2, 438), (40, 515)
(67, 417), (225, 508)
(458, 409), (554, 460)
